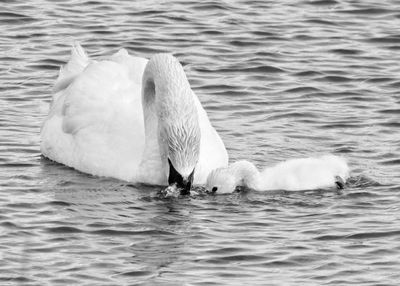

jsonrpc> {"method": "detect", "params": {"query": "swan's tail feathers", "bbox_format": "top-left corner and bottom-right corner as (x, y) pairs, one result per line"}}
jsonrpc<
(335, 175), (345, 189)
(53, 42), (90, 93)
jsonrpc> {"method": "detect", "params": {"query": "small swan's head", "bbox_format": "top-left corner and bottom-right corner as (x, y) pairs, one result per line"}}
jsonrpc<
(206, 168), (236, 194)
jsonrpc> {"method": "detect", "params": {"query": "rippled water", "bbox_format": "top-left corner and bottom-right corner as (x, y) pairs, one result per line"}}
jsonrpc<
(1, 0), (400, 285)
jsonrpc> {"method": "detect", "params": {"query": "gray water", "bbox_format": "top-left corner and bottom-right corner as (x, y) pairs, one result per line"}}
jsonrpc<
(1, 0), (400, 285)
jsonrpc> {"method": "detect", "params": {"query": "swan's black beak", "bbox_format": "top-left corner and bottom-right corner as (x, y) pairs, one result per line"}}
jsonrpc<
(168, 159), (194, 195)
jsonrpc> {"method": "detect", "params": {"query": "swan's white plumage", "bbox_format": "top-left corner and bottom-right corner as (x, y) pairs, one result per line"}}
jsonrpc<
(53, 43), (90, 93)
(41, 44), (228, 184)
(206, 155), (350, 193)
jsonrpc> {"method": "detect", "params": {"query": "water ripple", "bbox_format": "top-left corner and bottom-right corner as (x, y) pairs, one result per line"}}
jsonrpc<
(1, 0), (400, 285)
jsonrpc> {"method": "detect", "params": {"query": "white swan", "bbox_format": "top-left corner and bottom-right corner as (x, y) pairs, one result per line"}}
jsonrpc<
(206, 155), (350, 193)
(41, 43), (228, 192)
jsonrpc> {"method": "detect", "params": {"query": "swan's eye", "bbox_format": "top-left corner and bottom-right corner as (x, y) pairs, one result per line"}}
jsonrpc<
(211, 187), (218, 193)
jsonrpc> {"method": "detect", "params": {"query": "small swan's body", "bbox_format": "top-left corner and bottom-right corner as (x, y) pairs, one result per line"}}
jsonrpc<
(206, 155), (350, 193)
(41, 44), (228, 190)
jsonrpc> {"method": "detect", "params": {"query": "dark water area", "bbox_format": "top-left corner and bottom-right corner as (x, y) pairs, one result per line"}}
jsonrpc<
(1, 0), (400, 285)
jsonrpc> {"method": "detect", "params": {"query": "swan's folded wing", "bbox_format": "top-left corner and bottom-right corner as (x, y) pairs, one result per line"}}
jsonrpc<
(193, 95), (229, 184)
(41, 57), (146, 181)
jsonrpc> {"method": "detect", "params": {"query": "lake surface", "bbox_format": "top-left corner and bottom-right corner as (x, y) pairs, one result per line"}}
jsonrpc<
(1, 0), (400, 285)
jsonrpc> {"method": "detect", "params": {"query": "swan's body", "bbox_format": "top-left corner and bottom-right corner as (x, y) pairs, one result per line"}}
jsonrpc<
(206, 155), (350, 193)
(41, 44), (228, 187)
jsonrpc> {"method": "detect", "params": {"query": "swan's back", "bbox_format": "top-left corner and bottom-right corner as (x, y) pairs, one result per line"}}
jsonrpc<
(260, 155), (349, 191)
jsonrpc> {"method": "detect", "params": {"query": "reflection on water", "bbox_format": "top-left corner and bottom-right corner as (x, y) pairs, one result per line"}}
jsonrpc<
(1, 0), (400, 285)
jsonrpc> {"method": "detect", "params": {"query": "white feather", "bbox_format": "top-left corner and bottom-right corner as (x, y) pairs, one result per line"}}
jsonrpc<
(53, 42), (89, 93)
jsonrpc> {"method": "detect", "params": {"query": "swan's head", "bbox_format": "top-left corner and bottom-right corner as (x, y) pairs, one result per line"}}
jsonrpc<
(163, 120), (200, 194)
(206, 168), (236, 194)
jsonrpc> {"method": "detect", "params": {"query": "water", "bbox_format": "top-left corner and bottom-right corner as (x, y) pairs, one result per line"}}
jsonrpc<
(1, 0), (400, 285)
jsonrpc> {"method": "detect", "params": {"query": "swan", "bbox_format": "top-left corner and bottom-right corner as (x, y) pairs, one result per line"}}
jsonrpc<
(41, 43), (228, 193)
(206, 155), (350, 194)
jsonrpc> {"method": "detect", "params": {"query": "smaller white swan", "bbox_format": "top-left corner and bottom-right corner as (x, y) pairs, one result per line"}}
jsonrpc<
(206, 155), (350, 194)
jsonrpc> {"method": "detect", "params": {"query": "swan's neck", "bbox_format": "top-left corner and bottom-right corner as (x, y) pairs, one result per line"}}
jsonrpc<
(229, 160), (261, 190)
(139, 54), (200, 182)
